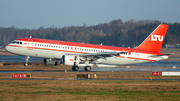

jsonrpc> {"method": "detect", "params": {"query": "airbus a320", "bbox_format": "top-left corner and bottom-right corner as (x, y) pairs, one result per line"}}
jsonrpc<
(5, 24), (169, 71)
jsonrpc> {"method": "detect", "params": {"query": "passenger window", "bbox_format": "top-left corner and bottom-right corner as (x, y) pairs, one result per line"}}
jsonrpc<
(20, 42), (22, 44)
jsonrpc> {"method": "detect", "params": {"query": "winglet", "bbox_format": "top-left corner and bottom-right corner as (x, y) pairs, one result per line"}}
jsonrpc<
(135, 24), (168, 53)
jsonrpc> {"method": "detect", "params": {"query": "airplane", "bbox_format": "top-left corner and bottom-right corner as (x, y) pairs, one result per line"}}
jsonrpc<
(5, 24), (169, 71)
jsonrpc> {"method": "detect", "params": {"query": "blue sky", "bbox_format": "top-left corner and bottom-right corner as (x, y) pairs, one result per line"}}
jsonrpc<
(0, 0), (180, 29)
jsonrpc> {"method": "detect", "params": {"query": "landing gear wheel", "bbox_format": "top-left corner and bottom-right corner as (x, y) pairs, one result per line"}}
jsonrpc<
(24, 63), (28, 67)
(84, 66), (91, 71)
(72, 66), (79, 71)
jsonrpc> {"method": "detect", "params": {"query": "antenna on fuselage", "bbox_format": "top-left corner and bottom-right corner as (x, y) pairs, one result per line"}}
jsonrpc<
(100, 43), (103, 45)
(29, 36), (32, 38)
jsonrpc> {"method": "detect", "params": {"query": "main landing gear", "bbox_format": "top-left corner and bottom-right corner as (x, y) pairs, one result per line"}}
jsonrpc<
(24, 56), (30, 67)
(72, 65), (92, 71)
(84, 66), (91, 71)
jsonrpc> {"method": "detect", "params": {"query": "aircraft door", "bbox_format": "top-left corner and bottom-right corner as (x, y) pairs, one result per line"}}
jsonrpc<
(134, 50), (139, 61)
(71, 46), (77, 52)
(28, 39), (33, 50)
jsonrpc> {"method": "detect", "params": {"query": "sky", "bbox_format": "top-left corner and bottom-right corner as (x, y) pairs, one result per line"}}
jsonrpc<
(0, 0), (180, 29)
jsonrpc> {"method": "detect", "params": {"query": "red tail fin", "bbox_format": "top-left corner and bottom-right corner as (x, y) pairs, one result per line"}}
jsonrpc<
(135, 24), (168, 53)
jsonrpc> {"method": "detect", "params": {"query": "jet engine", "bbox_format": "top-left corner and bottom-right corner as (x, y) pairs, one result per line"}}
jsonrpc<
(62, 55), (80, 66)
(43, 58), (61, 66)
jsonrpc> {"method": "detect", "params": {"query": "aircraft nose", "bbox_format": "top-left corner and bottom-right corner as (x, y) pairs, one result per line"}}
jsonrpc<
(5, 45), (10, 52)
(5, 45), (19, 55)
(5, 46), (8, 51)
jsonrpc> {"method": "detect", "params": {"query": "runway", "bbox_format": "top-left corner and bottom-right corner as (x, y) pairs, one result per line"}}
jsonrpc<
(0, 78), (179, 80)
(1, 64), (180, 81)
(0, 66), (180, 74)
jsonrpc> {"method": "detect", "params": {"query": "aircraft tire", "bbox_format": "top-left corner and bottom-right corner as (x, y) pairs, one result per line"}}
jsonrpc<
(72, 66), (79, 71)
(24, 63), (28, 67)
(84, 66), (91, 71)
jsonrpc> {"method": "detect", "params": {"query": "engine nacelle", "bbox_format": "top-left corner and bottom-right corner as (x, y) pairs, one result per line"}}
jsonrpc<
(62, 55), (79, 66)
(43, 58), (61, 66)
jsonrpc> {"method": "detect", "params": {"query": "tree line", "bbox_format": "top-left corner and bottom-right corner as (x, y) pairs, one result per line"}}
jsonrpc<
(0, 19), (180, 48)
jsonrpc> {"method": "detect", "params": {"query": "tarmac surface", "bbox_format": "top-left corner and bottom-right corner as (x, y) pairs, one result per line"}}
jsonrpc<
(0, 70), (180, 81)
(0, 78), (179, 80)
(0, 59), (180, 81)
(1, 65), (180, 73)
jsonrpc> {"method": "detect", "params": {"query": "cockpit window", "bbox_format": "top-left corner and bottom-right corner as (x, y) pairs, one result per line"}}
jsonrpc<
(13, 41), (17, 43)
(12, 41), (22, 45)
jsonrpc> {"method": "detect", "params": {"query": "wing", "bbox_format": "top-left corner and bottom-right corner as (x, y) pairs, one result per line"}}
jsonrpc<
(79, 51), (128, 61)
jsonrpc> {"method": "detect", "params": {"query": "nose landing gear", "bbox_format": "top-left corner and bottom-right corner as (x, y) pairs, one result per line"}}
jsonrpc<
(24, 56), (30, 67)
